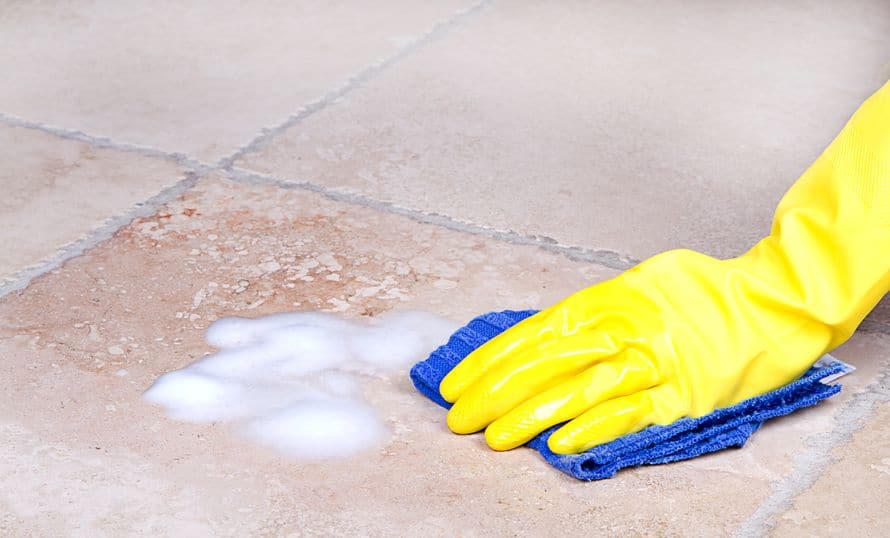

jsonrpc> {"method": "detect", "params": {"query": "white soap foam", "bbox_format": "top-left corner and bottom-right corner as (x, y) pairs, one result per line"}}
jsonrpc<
(144, 310), (459, 460)
(243, 399), (388, 460)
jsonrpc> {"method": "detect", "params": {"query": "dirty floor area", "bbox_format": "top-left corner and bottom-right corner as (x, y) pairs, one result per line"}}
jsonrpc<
(2, 1), (889, 536)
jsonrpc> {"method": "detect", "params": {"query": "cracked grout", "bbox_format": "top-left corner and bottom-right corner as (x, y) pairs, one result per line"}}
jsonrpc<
(735, 346), (890, 537)
(225, 167), (640, 271)
(0, 112), (213, 172)
(0, 172), (204, 299)
(213, 0), (492, 170)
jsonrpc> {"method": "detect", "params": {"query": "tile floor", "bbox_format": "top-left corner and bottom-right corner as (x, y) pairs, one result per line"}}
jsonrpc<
(1, 1), (889, 536)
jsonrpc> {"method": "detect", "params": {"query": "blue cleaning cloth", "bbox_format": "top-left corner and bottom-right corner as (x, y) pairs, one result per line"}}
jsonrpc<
(410, 310), (845, 481)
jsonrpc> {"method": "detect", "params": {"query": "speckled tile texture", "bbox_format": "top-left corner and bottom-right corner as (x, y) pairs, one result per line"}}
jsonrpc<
(1, 1), (888, 536)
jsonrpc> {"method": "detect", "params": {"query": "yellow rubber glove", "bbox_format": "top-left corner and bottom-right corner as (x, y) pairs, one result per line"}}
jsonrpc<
(441, 80), (890, 455)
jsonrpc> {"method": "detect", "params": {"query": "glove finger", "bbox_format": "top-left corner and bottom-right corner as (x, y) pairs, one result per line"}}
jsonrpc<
(547, 385), (681, 454)
(445, 330), (621, 435)
(439, 281), (634, 403)
(440, 307), (558, 403)
(483, 348), (662, 450)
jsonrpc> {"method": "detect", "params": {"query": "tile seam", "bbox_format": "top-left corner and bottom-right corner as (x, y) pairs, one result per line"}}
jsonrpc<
(220, 168), (890, 335)
(214, 0), (492, 170)
(0, 172), (203, 299)
(222, 169), (889, 334)
(0, 0), (491, 298)
(225, 167), (639, 271)
(735, 348), (890, 537)
(0, 0), (488, 175)
(0, 112), (212, 172)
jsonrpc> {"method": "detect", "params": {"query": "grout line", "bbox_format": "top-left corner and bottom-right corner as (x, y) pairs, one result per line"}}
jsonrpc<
(1, 0), (489, 175)
(214, 0), (492, 170)
(735, 349), (890, 537)
(0, 112), (213, 172)
(0, 172), (203, 299)
(0, 0), (492, 298)
(4, 0), (884, 336)
(226, 167), (639, 271)
(229, 160), (890, 337)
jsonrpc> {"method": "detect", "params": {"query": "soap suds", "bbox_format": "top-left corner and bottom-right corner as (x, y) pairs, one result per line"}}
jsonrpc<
(144, 310), (458, 459)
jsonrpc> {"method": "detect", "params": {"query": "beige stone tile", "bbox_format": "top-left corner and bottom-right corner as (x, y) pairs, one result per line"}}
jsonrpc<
(0, 176), (884, 536)
(863, 296), (890, 334)
(0, 125), (186, 285)
(239, 0), (890, 260)
(830, 334), (890, 397)
(0, 0), (476, 163)
(727, 332), (890, 478)
(772, 398), (890, 537)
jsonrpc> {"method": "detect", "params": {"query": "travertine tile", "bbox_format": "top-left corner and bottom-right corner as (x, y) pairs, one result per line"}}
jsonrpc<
(239, 0), (890, 260)
(0, 0), (475, 163)
(681, 332), (890, 482)
(863, 296), (890, 334)
(773, 393), (890, 536)
(1, 176), (885, 536)
(0, 125), (185, 284)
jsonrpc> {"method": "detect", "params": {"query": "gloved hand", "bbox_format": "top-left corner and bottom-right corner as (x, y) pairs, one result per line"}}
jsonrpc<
(441, 80), (890, 455)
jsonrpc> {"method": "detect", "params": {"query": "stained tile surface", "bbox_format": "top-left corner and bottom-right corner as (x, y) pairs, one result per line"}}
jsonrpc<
(1, 178), (887, 535)
(2, 1), (889, 535)
(0, 125), (185, 285)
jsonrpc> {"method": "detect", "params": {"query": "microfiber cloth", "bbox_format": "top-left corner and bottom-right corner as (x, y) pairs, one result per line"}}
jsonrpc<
(410, 310), (846, 481)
